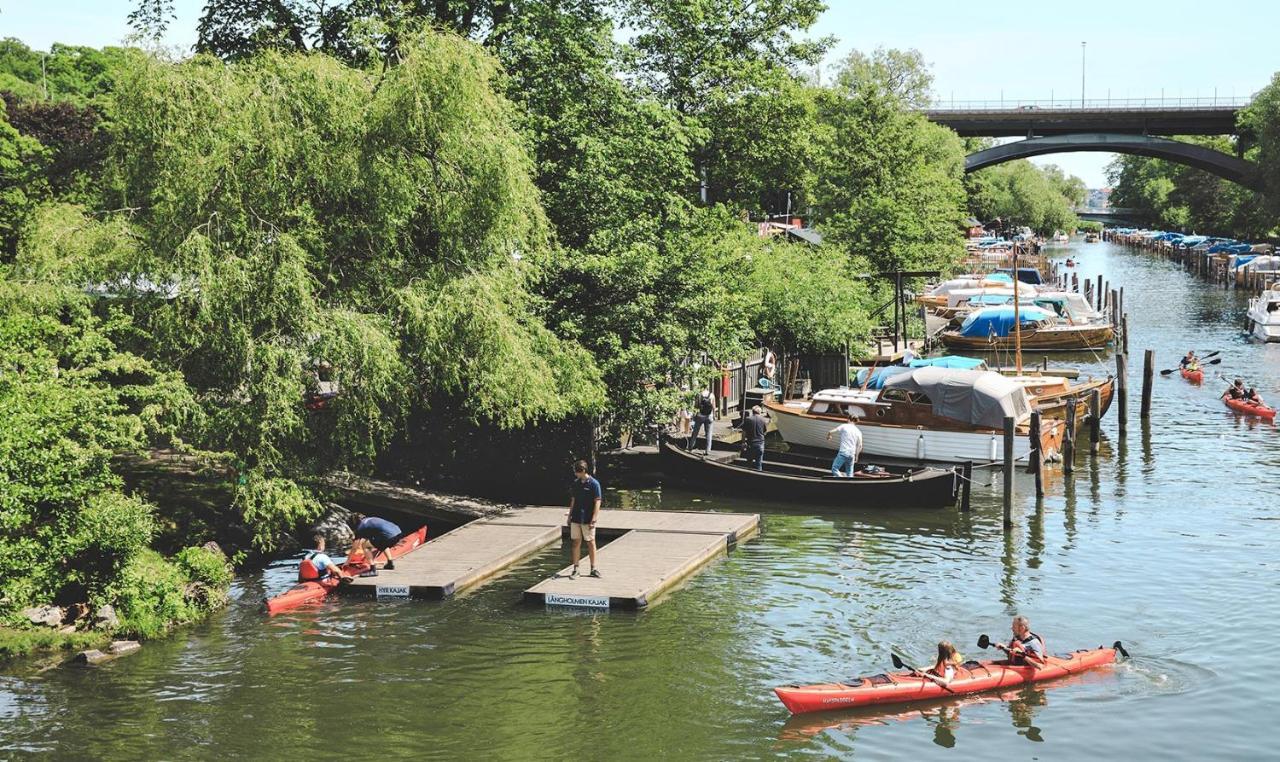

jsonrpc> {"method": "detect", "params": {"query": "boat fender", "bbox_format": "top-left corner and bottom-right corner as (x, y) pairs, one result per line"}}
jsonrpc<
(297, 558), (322, 582)
(916, 433), (925, 461)
(990, 435), (998, 461)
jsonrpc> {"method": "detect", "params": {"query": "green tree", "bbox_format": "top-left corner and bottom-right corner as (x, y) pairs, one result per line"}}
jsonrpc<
(967, 160), (1081, 235)
(0, 99), (47, 257)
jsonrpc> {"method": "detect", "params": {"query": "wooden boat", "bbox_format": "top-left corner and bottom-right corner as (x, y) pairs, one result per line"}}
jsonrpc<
(659, 436), (959, 509)
(1013, 373), (1115, 428)
(766, 368), (1065, 465)
(939, 306), (1114, 352)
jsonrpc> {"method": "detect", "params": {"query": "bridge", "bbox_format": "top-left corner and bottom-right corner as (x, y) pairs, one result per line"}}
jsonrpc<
(923, 97), (1263, 190)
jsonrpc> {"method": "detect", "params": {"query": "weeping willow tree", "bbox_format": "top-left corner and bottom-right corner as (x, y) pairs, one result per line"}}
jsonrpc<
(17, 31), (603, 547)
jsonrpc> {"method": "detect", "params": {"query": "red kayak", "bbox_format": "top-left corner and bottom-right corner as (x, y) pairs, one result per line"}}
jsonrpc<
(1180, 367), (1204, 384)
(263, 525), (428, 615)
(775, 643), (1122, 715)
(1224, 397), (1277, 420)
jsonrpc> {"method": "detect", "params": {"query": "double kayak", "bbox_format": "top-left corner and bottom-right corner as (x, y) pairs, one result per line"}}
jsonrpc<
(1180, 367), (1204, 384)
(263, 525), (428, 615)
(1224, 397), (1277, 420)
(774, 644), (1122, 715)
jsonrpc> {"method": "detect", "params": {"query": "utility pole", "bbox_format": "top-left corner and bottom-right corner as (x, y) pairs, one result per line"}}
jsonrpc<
(1080, 42), (1087, 108)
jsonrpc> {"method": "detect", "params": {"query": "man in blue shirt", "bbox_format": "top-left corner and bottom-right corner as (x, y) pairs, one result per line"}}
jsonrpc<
(566, 460), (602, 579)
(349, 514), (404, 571)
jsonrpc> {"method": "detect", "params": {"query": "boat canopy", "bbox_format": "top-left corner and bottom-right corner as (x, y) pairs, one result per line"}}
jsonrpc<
(883, 368), (1031, 429)
(985, 272), (1014, 284)
(957, 306), (1056, 338)
(995, 267), (1044, 285)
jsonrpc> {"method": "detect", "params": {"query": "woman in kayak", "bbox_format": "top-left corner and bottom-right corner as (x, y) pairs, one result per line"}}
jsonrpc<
(928, 641), (964, 685)
(1180, 351), (1200, 372)
(1245, 387), (1266, 405)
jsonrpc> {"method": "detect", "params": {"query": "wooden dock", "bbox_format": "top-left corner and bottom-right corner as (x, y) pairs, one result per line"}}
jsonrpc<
(343, 506), (759, 609)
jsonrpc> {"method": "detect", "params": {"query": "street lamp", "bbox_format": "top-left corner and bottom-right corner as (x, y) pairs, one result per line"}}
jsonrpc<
(1081, 42), (1087, 108)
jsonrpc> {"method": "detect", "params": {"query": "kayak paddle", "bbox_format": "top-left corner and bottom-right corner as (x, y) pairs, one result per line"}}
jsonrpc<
(890, 652), (956, 693)
(1159, 357), (1222, 375)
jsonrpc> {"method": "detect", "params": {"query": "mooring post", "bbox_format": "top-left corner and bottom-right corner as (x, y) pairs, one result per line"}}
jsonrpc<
(1028, 410), (1044, 498)
(1141, 349), (1154, 419)
(960, 461), (973, 512)
(1063, 396), (1077, 474)
(1002, 416), (1015, 528)
(1089, 388), (1101, 455)
(1116, 353), (1128, 438)
(1122, 313), (1129, 355)
(1097, 275), (1104, 311)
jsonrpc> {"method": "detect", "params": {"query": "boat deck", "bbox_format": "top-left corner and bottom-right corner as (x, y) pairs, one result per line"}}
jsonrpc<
(342, 506), (759, 609)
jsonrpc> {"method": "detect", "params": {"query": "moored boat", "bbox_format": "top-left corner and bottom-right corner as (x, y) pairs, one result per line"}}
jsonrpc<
(774, 642), (1124, 715)
(766, 368), (1065, 464)
(938, 305), (1114, 352)
(1180, 367), (1204, 384)
(1245, 287), (1280, 342)
(263, 526), (429, 615)
(658, 436), (960, 509)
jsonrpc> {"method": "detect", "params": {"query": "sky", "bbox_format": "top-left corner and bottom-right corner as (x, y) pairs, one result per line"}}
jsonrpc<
(4, 0), (1279, 187)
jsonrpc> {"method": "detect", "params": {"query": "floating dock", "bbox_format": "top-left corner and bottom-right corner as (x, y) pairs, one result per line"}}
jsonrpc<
(343, 506), (759, 610)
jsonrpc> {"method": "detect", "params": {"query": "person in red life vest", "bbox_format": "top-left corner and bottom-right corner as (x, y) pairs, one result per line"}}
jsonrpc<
(347, 514), (405, 570)
(1006, 615), (1046, 665)
(297, 534), (349, 582)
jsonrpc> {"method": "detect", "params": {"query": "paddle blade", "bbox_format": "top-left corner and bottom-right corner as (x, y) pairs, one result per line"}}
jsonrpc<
(977, 634), (991, 649)
(1159, 369), (1175, 376)
(1207, 358), (1222, 366)
(891, 653), (906, 669)
(1113, 641), (1130, 659)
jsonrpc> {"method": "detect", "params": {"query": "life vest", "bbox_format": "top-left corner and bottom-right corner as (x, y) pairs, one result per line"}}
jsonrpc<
(297, 551), (328, 582)
(1015, 631), (1046, 657)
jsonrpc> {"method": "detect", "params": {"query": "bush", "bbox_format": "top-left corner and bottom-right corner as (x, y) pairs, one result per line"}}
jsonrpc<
(103, 548), (227, 640)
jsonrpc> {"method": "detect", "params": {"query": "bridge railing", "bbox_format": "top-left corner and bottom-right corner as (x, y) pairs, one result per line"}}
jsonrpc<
(926, 96), (1250, 112)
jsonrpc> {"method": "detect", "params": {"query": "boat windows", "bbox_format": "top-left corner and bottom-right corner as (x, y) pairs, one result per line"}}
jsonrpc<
(809, 401), (830, 414)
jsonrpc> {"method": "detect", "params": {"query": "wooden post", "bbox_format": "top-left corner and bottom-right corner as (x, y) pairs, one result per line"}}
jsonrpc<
(960, 461), (973, 512)
(1089, 388), (1101, 455)
(1028, 410), (1044, 498)
(1002, 416), (1015, 528)
(1063, 397), (1076, 475)
(1096, 275), (1103, 311)
(1141, 349), (1154, 419)
(1116, 353), (1128, 438)
(1122, 313), (1129, 355)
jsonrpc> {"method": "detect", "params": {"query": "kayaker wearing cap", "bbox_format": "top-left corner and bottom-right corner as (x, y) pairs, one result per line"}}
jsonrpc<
(928, 641), (963, 685)
(298, 534), (349, 582)
(1222, 378), (1246, 400)
(348, 513), (404, 571)
(742, 405), (769, 471)
(1006, 616), (1045, 665)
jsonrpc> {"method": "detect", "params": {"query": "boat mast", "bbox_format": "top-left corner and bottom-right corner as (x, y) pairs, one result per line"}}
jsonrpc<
(1013, 244), (1023, 375)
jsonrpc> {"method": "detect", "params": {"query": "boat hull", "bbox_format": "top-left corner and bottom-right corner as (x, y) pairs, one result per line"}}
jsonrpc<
(766, 401), (1056, 464)
(1224, 397), (1276, 419)
(263, 525), (429, 615)
(1248, 316), (1280, 342)
(659, 437), (958, 509)
(774, 646), (1118, 714)
(1180, 368), (1203, 384)
(939, 323), (1114, 352)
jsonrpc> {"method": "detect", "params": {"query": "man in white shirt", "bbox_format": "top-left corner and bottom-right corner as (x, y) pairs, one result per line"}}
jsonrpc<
(825, 410), (862, 477)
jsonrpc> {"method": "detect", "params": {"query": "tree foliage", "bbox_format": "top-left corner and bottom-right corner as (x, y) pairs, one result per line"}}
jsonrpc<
(967, 159), (1082, 235)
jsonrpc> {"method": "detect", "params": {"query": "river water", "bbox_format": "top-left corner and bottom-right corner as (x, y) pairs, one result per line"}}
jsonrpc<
(3, 240), (1279, 759)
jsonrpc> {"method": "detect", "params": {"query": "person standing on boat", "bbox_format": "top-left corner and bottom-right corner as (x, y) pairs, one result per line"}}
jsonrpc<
(690, 389), (716, 454)
(742, 405), (769, 471)
(566, 460), (602, 579)
(898, 345), (917, 366)
(825, 410), (862, 477)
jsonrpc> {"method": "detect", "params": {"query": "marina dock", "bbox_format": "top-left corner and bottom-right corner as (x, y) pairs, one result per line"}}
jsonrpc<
(344, 506), (759, 609)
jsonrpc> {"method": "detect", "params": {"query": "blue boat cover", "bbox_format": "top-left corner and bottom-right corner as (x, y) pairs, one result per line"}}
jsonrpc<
(957, 306), (1056, 338)
(909, 356), (986, 370)
(985, 273), (1014, 283)
(854, 365), (915, 389)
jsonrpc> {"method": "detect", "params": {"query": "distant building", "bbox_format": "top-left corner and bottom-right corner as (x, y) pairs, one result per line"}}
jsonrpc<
(965, 216), (986, 238)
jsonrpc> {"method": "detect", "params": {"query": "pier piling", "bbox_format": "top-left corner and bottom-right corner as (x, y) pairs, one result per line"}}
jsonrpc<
(1002, 416), (1015, 528)
(960, 461), (973, 512)
(1141, 349), (1154, 418)
(1028, 410), (1044, 498)
(1063, 398), (1076, 474)
(1116, 353), (1128, 438)
(1089, 388), (1101, 455)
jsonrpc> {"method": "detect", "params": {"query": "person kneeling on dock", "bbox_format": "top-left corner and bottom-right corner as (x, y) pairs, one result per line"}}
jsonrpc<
(298, 534), (350, 582)
(566, 460), (602, 579)
(825, 411), (862, 478)
(348, 514), (404, 571)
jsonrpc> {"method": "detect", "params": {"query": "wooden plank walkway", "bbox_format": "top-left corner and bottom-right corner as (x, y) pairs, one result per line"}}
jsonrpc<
(523, 530), (733, 610)
(344, 521), (561, 600)
(486, 506), (759, 543)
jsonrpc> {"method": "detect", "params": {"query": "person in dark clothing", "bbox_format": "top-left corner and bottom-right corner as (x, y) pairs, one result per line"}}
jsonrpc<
(742, 405), (769, 471)
(689, 389), (716, 454)
(1222, 378), (1246, 400)
(347, 513), (404, 571)
(566, 460), (602, 578)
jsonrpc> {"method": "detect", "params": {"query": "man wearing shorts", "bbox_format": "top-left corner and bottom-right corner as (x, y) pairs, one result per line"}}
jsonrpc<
(349, 514), (404, 571)
(566, 460), (602, 579)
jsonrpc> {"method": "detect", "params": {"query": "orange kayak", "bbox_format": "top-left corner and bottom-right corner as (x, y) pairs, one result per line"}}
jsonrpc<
(1224, 397), (1276, 420)
(1180, 367), (1203, 384)
(775, 644), (1121, 714)
(263, 525), (428, 615)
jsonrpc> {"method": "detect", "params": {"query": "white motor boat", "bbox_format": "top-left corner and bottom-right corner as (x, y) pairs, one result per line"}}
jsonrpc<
(1246, 287), (1280, 342)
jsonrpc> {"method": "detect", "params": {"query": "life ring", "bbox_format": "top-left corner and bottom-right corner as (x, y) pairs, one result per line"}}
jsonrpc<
(763, 350), (777, 378)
